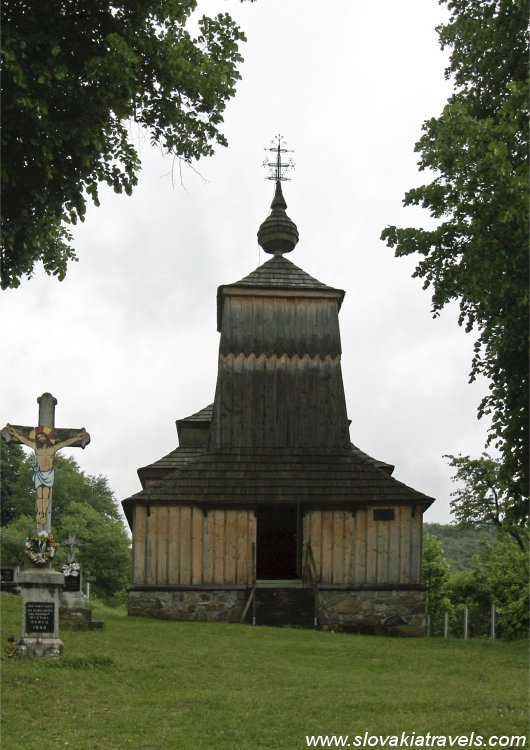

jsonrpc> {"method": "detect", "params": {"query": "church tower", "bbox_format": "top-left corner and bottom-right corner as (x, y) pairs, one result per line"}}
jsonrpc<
(211, 179), (350, 449)
(123, 141), (434, 634)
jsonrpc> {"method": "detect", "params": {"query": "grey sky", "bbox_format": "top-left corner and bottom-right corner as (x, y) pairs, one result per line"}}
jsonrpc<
(1, 0), (491, 524)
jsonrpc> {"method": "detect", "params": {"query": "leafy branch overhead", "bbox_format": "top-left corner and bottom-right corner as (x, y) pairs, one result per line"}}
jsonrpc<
(381, 0), (529, 503)
(445, 452), (528, 553)
(1, 0), (248, 289)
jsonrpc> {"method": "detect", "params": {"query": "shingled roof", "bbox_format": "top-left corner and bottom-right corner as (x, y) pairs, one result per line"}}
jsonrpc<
(123, 447), (433, 524)
(217, 255), (344, 330)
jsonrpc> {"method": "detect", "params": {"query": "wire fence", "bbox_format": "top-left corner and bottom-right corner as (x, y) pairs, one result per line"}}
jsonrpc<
(427, 603), (497, 639)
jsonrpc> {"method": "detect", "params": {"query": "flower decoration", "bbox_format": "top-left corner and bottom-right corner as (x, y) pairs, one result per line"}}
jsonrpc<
(61, 562), (80, 577)
(24, 531), (57, 565)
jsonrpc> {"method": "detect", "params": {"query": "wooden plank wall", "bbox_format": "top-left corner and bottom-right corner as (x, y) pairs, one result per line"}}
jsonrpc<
(305, 506), (422, 585)
(132, 506), (256, 586)
(210, 294), (351, 449)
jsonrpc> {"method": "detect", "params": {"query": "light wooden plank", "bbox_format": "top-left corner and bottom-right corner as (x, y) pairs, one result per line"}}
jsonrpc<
(213, 510), (226, 584)
(179, 506), (192, 585)
(235, 511), (247, 584)
(365, 508), (378, 584)
(191, 507), (204, 585)
(249, 512), (257, 583)
(155, 506), (169, 585)
(411, 508), (422, 582)
(133, 505), (147, 585)
(343, 512), (354, 584)
(332, 512), (344, 583)
(376, 515), (390, 583)
(224, 510), (238, 583)
(166, 506), (179, 584)
(321, 510), (333, 583)
(307, 510), (322, 579)
(352, 509), (367, 584)
(146, 508), (157, 585)
(400, 505), (412, 583)
(388, 506), (401, 584)
(205, 511), (215, 584)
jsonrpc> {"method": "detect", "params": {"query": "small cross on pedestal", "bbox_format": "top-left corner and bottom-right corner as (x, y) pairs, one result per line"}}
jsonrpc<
(2, 393), (90, 533)
(62, 533), (83, 564)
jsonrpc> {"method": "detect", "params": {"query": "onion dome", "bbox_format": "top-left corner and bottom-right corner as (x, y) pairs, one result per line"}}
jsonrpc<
(257, 180), (299, 256)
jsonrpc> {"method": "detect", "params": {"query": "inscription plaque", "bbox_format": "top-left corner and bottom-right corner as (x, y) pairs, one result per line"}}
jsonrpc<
(63, 574), (81, 592)
(26, 602), (55, 633)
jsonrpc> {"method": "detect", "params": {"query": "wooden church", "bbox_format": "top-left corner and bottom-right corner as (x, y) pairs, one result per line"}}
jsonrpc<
(123, 163), (434, 635)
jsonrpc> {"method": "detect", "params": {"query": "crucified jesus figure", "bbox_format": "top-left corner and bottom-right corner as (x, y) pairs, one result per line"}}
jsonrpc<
(4, 424), (89, 525)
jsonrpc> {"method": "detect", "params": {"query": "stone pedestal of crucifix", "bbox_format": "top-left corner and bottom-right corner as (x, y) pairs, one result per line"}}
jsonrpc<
(1, 393), (90, 657)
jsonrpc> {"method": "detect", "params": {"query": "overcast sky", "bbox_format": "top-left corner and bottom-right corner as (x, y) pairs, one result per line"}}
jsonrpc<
(1, 0), (492, 525)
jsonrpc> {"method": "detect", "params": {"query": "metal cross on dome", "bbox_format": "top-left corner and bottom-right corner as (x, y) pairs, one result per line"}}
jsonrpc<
(262, 134), (295, 182)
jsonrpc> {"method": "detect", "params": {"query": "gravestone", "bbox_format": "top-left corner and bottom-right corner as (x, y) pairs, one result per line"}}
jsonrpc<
(1, 393), (90, 657)
(0, 565), (19, 593)
(60, 533), (84, 607)
(59, 532), (104, 631)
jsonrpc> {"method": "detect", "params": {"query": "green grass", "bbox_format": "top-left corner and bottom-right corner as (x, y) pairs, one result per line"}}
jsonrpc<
(1, 593), (528, 750)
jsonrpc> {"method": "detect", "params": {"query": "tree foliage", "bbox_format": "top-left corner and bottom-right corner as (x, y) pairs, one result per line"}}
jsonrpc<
(1, 0), (247, 288)
(381, 0), (529, 503)
(423, 521), (496, 571)
(422, 533), (452, 631)
(0, 441), (33, 525)
(1, 448), (121, 528)
(0, 448), (131, 602)
(421, 527), (528, 639)
(56, 502), (131, 603)
(449, 539), (529, 639)
(446, 452), (528, 552)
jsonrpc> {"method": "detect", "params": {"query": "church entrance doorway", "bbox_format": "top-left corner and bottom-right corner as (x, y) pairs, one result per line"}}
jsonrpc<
(256, 507), (301, 579)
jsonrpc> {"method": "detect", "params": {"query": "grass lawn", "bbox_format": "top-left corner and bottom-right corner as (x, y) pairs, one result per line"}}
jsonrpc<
(1, 593), (528, 750)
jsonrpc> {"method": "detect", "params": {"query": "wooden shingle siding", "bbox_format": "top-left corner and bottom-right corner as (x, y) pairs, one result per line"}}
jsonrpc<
(220, 295), (342, 358)
(305, 506), (421, 586)
(211, 353), (350, 448)
(133, 506), (255, 586)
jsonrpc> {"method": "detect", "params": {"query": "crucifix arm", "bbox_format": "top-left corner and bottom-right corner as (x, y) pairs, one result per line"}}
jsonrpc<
(2, 424), (34, 448)
(54, 429), (90, 451)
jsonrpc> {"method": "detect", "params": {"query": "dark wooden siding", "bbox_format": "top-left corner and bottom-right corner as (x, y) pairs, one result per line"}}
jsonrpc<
(219, 294), (342, 357)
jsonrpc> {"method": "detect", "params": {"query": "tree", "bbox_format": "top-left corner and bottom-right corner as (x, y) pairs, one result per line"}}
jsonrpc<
(0, 440), (34, 525)
(0, 450), (131, 602)
(381, 0), (529, 505)
(422, 533), (452, 633)
(1, 0), (247, 288)
(446, 452), (528, 552)
(0, 515), (34, 565)
(469, 538), (529, 639)
(0, 449), (121, 529)
(56, 502), (131, 603)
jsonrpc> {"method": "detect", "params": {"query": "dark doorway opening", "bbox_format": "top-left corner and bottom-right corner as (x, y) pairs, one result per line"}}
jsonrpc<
(256, 507), (300, 579)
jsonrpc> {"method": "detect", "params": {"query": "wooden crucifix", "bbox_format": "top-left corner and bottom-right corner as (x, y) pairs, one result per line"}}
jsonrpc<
(1, 393), (90, 533)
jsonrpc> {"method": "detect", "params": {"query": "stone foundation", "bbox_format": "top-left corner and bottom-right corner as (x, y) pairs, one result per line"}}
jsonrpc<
(317, 588), (427, 636)
(128, 588), (247, 622)
(128, 585), (426, 635)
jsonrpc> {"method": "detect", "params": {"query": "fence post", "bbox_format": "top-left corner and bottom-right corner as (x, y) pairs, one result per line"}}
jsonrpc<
(86, 582), (90, 601)
(443, 611), (449, 639)
(491, 603), (496, 640)
(464, 607), (469, 640)
(426, 614), (431, 637)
